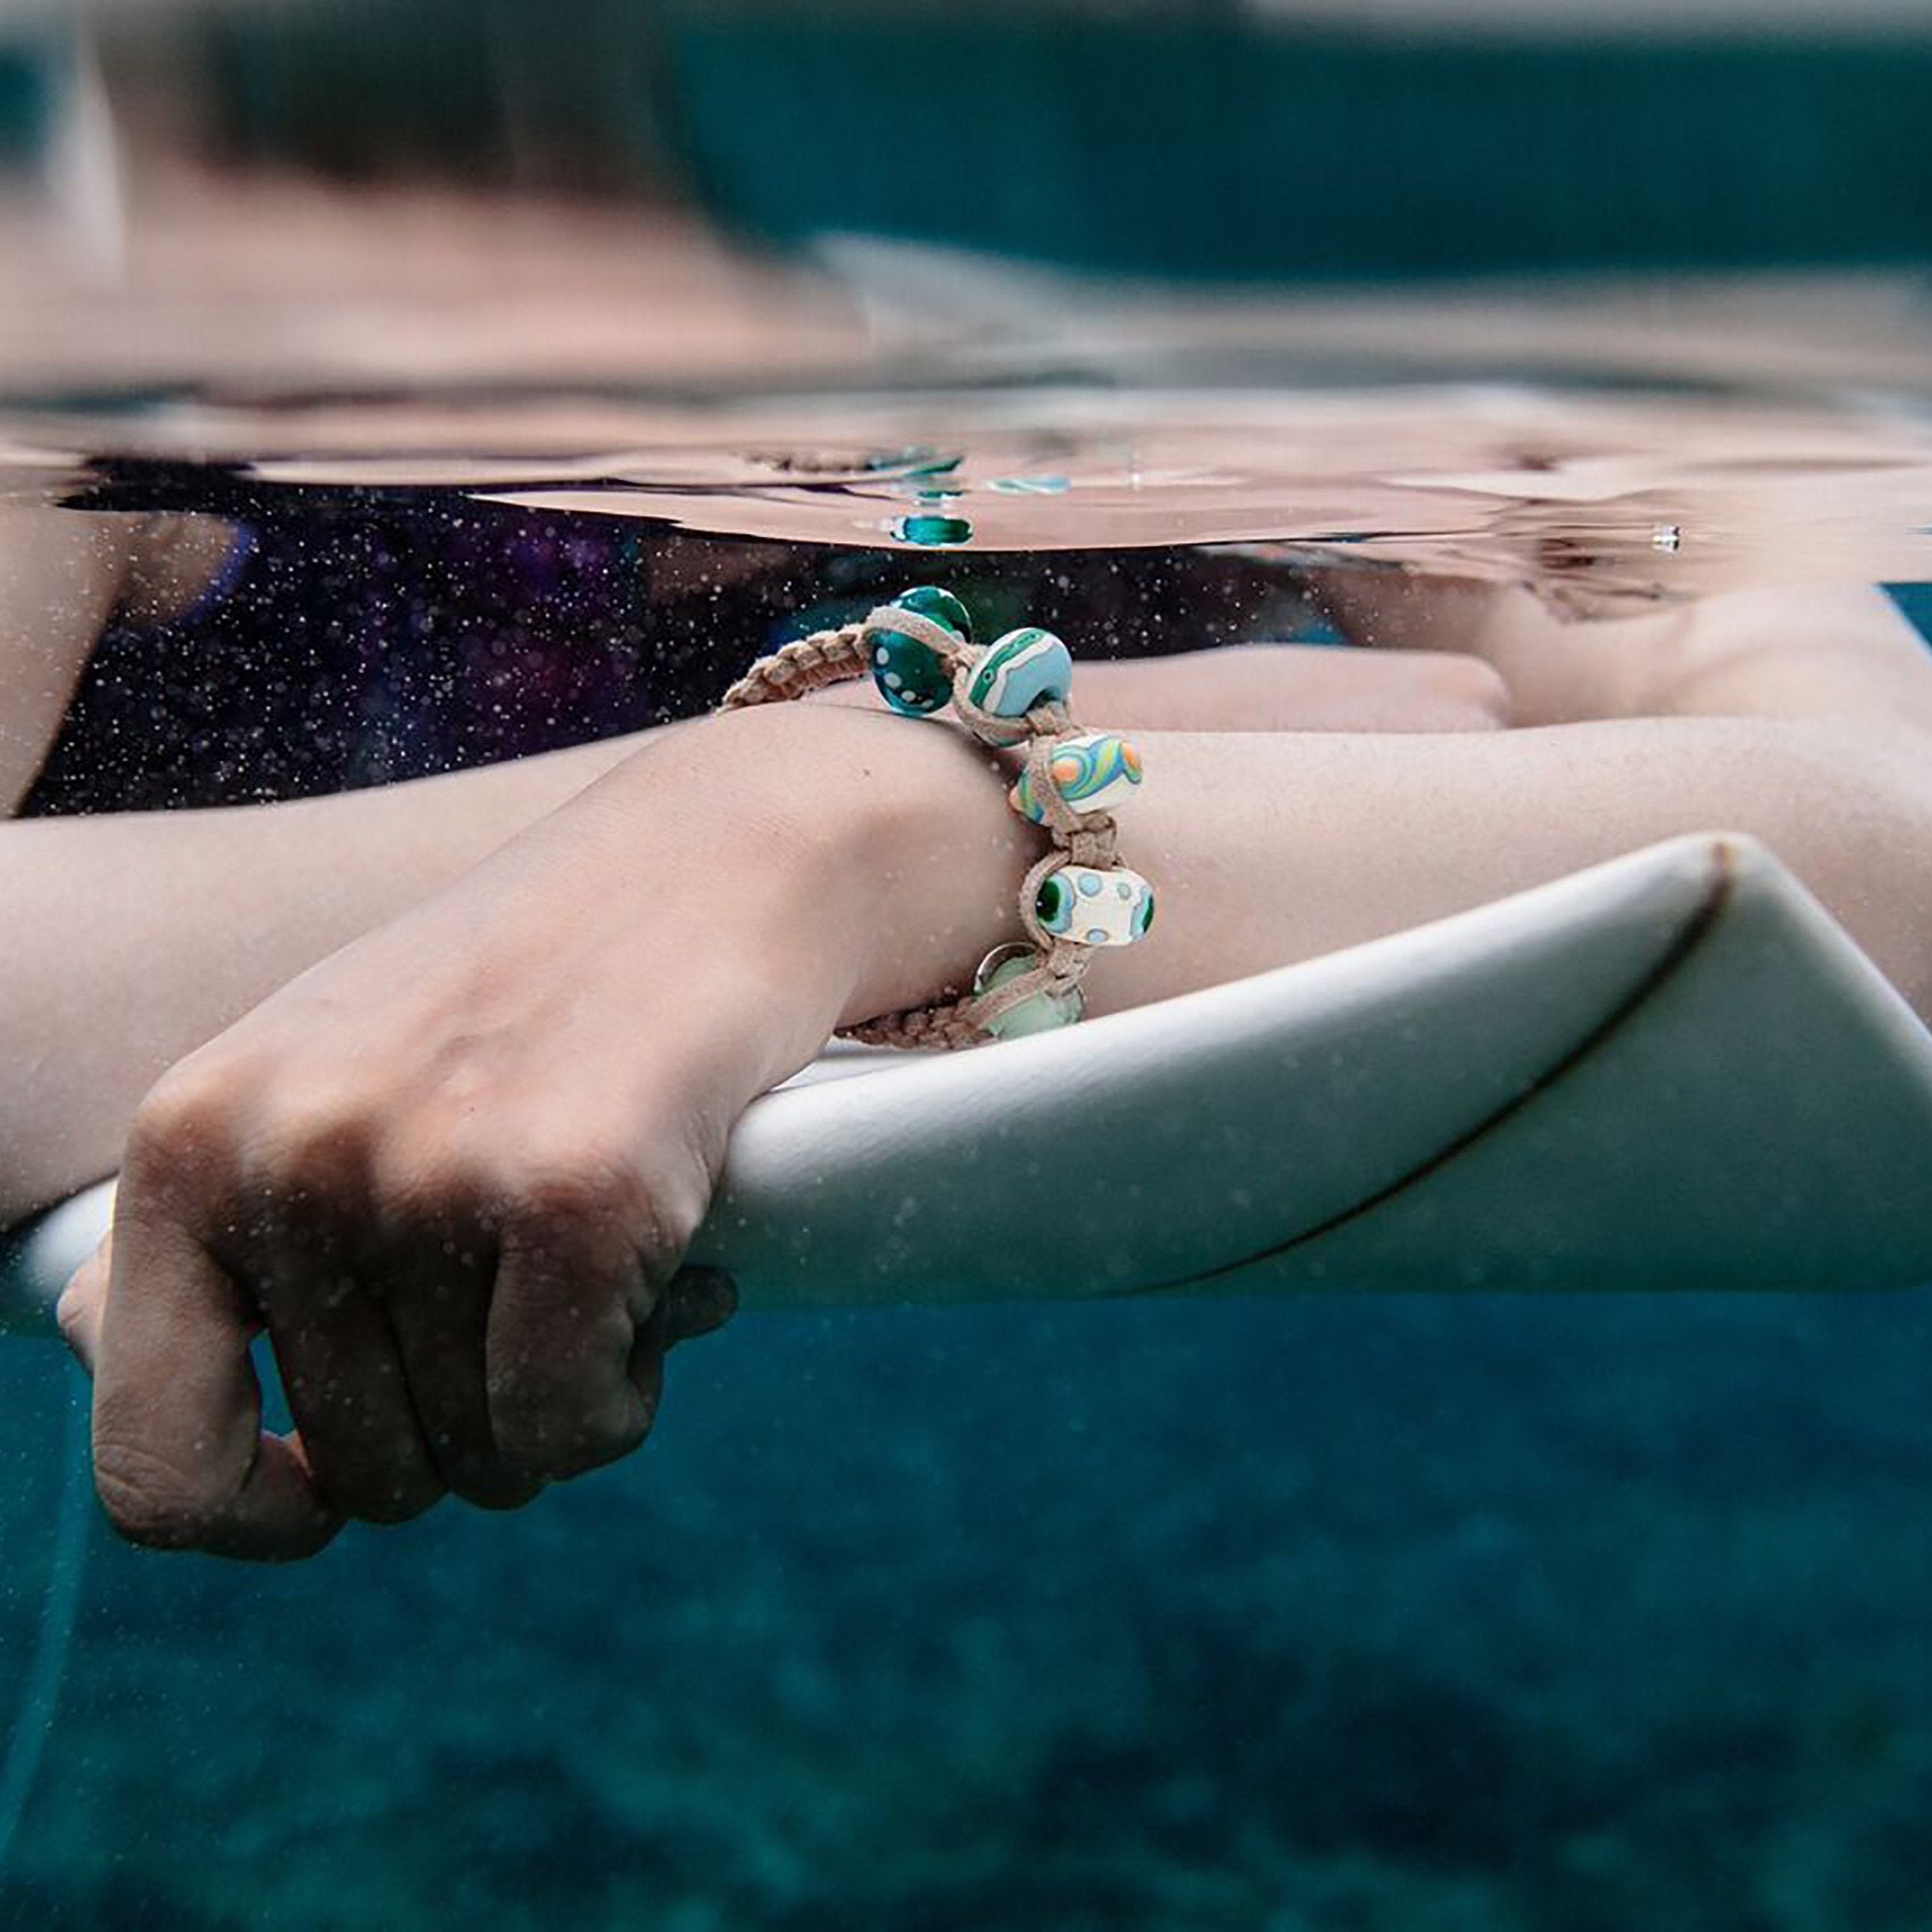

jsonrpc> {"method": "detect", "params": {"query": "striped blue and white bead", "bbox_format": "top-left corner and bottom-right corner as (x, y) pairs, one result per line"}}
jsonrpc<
(966, 626), (1074, 719)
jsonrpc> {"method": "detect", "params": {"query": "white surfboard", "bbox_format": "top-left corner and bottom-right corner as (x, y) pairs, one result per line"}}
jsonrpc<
(4, 831), (1931, 1333)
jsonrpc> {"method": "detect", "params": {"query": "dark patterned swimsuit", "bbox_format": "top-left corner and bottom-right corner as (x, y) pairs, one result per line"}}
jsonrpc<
(25, 496), (721, 815)
(22, 472), (1298, 818)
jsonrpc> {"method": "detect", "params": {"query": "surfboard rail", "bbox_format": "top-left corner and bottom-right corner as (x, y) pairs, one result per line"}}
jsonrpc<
(4, 832), (1930, 1335)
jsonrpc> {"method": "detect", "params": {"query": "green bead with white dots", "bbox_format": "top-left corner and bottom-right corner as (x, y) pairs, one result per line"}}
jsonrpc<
(866, 586), (972, 716)
(1034, 864), (1156, 947)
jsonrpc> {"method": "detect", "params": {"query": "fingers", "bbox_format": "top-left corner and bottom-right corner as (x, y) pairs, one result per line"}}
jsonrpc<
(56, 1232), (111, 1375)
(486, 1201), (659, 1482)
(75, 1018), (740, 1556)
(384, 1262), (544, 1511)
(264, 1275), (445, 1526)
(88, 1193), (341, 1561)
(604, 1268), (738, 1455)
(607, 1269), (736, 1455)
(664, 1266), (738, 1345)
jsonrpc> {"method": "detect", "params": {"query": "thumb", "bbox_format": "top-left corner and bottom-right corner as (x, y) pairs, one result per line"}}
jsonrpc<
(663, 1266), (739, 1347)
(55, 1232), (111, 1377)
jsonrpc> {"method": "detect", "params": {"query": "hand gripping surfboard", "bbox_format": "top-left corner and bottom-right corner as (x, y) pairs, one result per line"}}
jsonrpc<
(4, 831), (1931, 1332)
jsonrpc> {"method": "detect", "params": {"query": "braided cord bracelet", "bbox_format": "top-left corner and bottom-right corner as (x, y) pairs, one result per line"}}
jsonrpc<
(719, 587), (1154, 1048)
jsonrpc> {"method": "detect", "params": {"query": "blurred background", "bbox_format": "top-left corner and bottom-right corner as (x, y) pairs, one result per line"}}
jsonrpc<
(4, 0), (1932, 395)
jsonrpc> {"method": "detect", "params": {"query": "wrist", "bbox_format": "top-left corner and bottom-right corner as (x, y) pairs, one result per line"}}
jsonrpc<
(582, 702), (1032, 1072)
(827, 713), (1036, 1030)
(687, 702), (1035, 1033)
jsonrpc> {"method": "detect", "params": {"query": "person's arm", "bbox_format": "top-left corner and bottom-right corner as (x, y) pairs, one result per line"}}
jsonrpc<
(1312, 573), (1932, 731)
(0, 510), (255, 816)
(0, 730), (645, 1229)
(0, 507), (130, 815)
(0, 639), (1505, 1229)
(56, 685), (1932, 1560)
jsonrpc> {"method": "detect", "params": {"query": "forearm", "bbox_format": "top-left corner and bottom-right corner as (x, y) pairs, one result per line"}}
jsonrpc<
(13, 690), (1929, 1231)
(774, 708), (1932, 1028)
(1315, 575), (1932, 733)
(0, 635), (1505, 1228)
(0, 730), (645, 1225)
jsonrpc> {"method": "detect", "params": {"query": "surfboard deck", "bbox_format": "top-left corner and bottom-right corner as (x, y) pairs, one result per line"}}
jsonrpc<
(5, 832), (1930, 1333)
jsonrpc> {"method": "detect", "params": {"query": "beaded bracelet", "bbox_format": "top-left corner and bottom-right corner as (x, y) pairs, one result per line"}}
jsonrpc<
(719, 587), (1154, 1049)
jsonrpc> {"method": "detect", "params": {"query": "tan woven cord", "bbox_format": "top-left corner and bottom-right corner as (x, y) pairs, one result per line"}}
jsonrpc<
(718, 623), (870, 709)
(719, 604), (1140, 1048)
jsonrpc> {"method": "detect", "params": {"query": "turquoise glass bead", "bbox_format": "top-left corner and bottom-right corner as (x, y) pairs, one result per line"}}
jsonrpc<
(894, 585), (973, 641)
(974, 946), (1084, 1040)
(893, 513), (973, 547)
(866, 586), (973, 716)
(967, 626), (1073, 718)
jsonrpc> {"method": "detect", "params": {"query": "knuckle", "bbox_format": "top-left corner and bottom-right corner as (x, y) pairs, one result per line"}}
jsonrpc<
(91, 1438), (224, 1550)
(367, 1121), (486, 1227)
(403, 1119), (649, 1235)
(508, 1144), (651, 1234)
(134, 1060), (228, 1139)
(404, 1086), (712, 1253)
(126, 1060), (241, 1187)
(647, 1167), (709, 1260)
(254, 1076), (376, 1188)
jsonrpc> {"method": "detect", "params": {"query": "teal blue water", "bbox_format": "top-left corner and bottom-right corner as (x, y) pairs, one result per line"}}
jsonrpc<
(8, 1288), (1932, 1930)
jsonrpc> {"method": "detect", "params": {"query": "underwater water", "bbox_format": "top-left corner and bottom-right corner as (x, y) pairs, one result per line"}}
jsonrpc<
(2, 376), (1932, 1931)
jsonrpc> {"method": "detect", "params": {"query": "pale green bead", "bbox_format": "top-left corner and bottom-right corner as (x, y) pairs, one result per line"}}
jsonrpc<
(974, 947), (1084, 1039)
